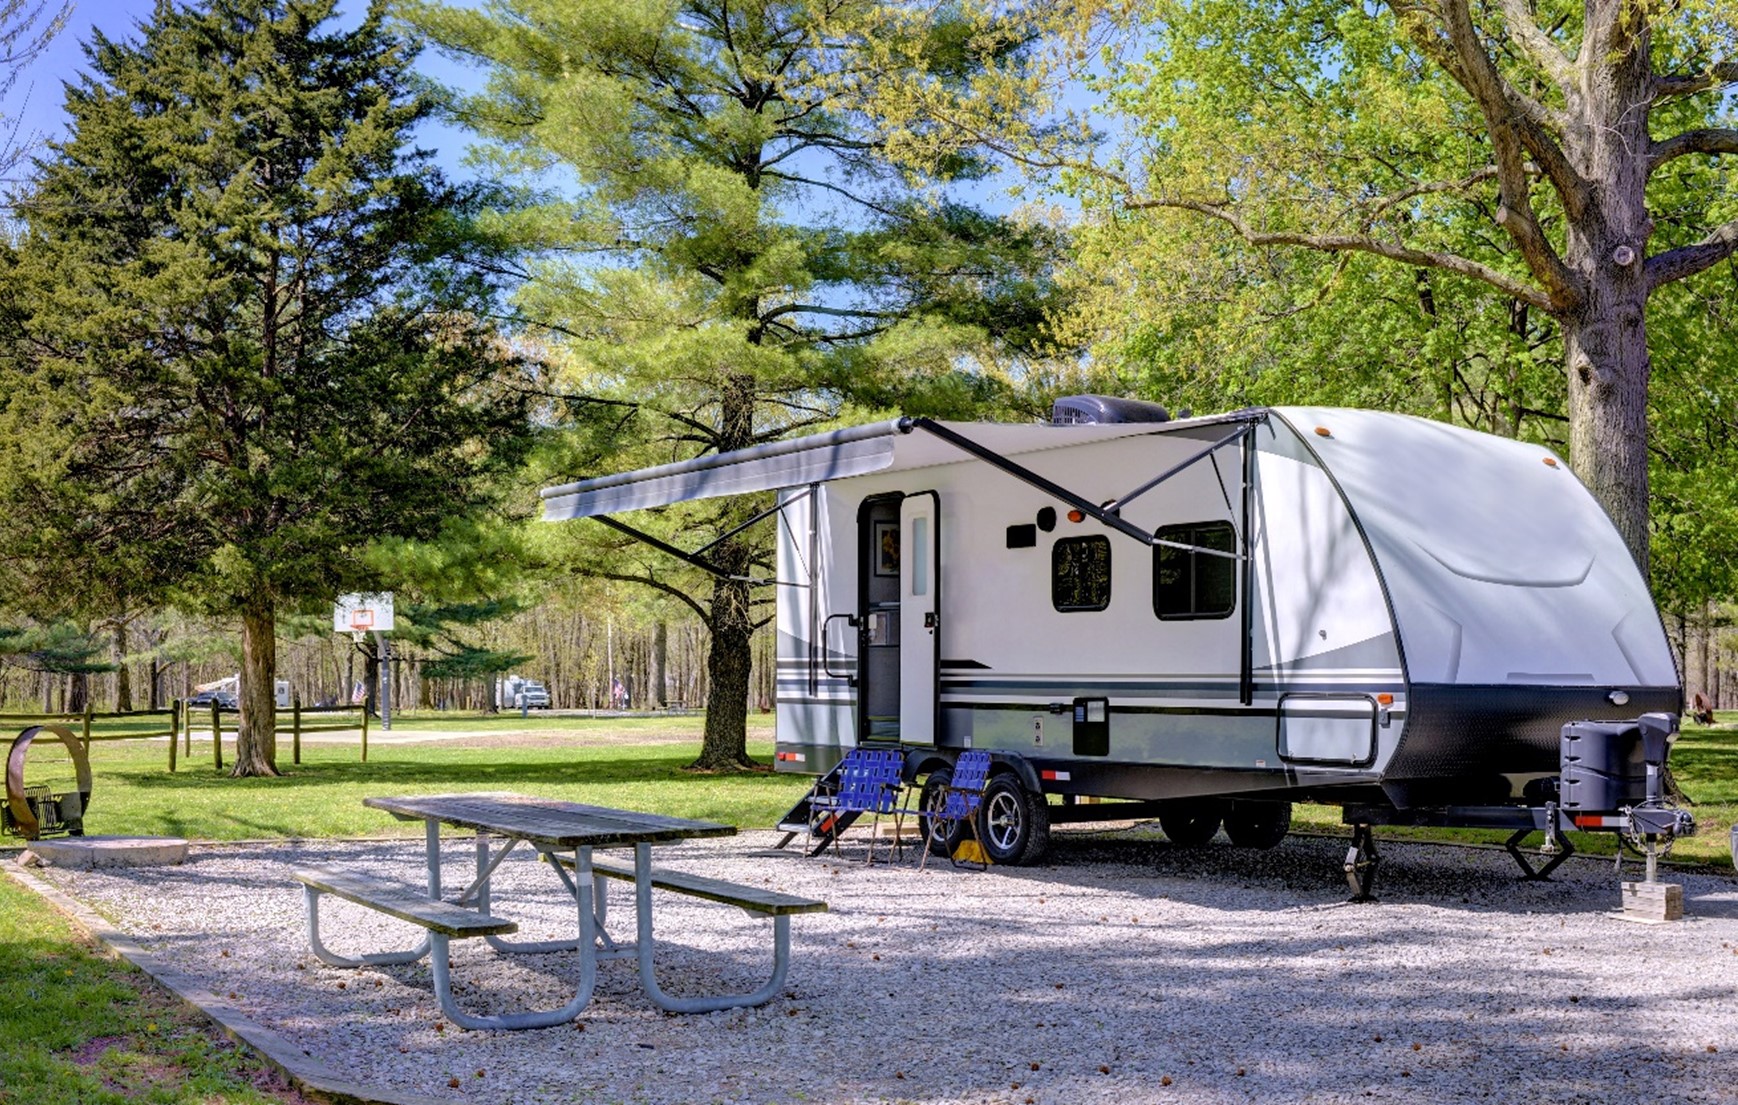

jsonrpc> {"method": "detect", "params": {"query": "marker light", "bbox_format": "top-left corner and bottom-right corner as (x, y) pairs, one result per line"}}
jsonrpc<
(1377, 693), (1394, 706)
(1314, 426), (1332, 438)
(1543, 457), (1559, 468)
(1066, 509), (1085, 523)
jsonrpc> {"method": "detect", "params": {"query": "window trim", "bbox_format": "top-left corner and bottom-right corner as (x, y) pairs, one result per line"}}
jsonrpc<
(1153, 521), (1237, 621)
(1052, 534), (1112, 613)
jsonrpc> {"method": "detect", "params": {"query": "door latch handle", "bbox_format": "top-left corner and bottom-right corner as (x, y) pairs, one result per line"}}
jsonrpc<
(924, 611), (938, 629)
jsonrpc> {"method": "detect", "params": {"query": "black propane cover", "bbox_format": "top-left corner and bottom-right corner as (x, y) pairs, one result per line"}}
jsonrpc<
(1559, 719), (1649, 812)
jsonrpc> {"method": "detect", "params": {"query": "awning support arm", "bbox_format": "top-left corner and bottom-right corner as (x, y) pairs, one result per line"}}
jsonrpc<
(901, 415), (1264, 561)
(1106, 423), (1254, 516)
(902, 417), (1159, 547)
(691, 487), (812, 559)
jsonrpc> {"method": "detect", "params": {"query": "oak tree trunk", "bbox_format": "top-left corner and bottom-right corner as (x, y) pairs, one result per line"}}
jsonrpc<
(233, 600), (280, 777)
(1562, 0), (1654, 574)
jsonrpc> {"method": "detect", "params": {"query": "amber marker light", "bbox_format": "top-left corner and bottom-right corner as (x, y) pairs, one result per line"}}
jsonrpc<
(1314, 426), (1332, 437)
(1377, 693), (1394, 706)
(1543, 457), (1560, 468)
(1067, 509), (1085, 523)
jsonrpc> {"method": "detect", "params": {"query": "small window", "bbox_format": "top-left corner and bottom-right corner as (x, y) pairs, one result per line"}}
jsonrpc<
(1154, 522), (1237, 620)
(1052, 536), (1111, 612)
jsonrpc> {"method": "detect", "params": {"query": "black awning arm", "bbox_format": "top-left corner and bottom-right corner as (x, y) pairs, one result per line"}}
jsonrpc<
(690, 486), (812, 559)
(592, 513), (802, 588)
(902, 415), (1262, 560)
(1106, 422), (1254, 516)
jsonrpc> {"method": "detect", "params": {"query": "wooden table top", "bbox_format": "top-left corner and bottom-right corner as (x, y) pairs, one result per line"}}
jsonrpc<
(363, 793), (735, 849)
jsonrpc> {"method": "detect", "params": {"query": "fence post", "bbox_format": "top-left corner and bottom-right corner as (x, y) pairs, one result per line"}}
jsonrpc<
(292, 695), (302, 766)
(168, 700), (179, 773)
(211, 701), (223, 771)
(82, 703), (92, 756)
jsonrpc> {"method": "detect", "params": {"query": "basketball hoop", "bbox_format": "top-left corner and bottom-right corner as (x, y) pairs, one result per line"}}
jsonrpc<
(333, 593), (394, 635)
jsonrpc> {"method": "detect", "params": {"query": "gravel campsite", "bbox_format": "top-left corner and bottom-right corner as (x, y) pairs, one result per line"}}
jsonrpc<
(28, 830), (1738, 1105)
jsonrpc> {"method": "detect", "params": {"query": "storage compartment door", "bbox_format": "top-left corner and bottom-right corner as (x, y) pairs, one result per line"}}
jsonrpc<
(899, 492), (940, 746)
(1277, 695), (1377, 766)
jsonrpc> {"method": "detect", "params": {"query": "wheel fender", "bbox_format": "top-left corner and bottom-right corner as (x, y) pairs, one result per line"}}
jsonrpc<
(909, 753), (952, 781)
(987, 752), (1042, 795)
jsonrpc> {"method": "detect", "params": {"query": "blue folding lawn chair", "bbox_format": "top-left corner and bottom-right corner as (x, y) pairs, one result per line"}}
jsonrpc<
(808, 747), (906, 863)
(917, 750), (991, 870)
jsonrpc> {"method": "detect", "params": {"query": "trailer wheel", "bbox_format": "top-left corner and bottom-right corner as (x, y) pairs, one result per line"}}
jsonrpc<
(917, 768), (968, 858)
(980, 775), (1050, 866)
(1223, 800), (1292, 849)
(1158, 799), (1224, 847)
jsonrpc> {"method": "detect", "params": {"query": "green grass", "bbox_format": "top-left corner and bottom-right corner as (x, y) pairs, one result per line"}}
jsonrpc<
(69, 734), (804, 840)
(0, 873), (292, 1105)
(21, 710), (1738, 862)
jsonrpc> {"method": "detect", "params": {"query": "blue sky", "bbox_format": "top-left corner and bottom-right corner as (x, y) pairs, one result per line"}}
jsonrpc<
(5, 0), (487, 185)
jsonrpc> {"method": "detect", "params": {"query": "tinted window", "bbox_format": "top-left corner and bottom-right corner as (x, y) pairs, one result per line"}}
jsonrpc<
(1154, 522), (1236, 619)
(1052, 536), (1111, 612)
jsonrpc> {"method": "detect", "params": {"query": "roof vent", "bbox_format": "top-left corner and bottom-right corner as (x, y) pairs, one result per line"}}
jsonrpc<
(1050, 394), (1171, 425)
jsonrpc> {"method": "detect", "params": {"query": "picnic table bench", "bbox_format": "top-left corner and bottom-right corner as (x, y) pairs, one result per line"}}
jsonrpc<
(294, 793), (827, 1028)
(294, 865), (517, 969)
(543, 853), (827, 1010)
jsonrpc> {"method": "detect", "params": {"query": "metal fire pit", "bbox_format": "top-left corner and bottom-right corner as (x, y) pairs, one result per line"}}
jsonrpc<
(4, 725), (92, 840)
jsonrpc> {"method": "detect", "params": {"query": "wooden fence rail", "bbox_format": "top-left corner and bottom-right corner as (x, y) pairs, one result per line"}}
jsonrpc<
(4, 699), (371, 772)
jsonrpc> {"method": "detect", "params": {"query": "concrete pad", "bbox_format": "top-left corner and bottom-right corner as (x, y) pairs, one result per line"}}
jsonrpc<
(23, 835), (189, 868)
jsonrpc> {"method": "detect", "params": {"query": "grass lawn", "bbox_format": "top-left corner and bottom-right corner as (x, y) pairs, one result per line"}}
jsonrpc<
(0, 873), (295, 1105)
(64, 723), (798, 841)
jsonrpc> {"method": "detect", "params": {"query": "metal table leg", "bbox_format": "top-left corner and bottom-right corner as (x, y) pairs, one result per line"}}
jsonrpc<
(430, 845), (598, 1030)
(632, 843), (793, 1013)
(474, 830), (582, 955)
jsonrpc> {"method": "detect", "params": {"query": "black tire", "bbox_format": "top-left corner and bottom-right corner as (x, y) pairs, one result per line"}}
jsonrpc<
(1223, 800), (1292, 849)
(1158, 798), (1225, 847)
(918, 768), (968, 858)
(980, 774), (1051, 865)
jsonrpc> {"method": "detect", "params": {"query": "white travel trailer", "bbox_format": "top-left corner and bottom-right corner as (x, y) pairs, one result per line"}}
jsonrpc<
(542, 398), (1692, 894)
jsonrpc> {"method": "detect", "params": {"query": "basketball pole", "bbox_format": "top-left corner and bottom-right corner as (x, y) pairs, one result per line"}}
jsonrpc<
(374, 629), (392, 731)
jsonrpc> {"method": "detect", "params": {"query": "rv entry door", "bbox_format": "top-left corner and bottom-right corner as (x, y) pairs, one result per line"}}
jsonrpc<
(899, 492), (940, 746)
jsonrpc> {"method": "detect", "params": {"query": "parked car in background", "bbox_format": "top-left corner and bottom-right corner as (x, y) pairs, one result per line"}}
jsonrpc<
(188, 689), (238, 709)
(497, 675), (551, 710)
(516, 680), (551, 709)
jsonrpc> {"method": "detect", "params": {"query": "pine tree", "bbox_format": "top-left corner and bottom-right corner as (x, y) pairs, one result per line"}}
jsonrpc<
(410, 0), (1070, 770)
(0, 0), (537, 775)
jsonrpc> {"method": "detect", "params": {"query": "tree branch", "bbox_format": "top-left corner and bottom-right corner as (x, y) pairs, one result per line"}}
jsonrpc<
(1646, 220), (1738, 292)
(1135, 197), (1555, 310)
(1424, 0), (1582, 305)
(589, 570), (710, 621)
(1648, 128), (1738, 173)
(1654, 60), (1738, 102)
(1387, 0), (1590, 227)
(1495, 0), (1576, 93)
(760, 301), (901, 323)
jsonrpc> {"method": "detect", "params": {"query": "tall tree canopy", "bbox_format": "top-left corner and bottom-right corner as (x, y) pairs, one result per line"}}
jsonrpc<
(0, 0), (537, 775)
(867, 0), (1738, 573)
(410, 0), (1072, 769)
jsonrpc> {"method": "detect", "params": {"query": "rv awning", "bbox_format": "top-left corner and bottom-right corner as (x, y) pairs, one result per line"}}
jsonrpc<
(539, 416), (1224, 521)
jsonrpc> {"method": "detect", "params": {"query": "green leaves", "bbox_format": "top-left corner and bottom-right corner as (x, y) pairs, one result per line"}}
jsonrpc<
(0, 0), (538, 623)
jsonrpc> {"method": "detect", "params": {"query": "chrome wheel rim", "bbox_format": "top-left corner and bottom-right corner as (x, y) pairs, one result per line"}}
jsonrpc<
(984, 789), (1021, 852)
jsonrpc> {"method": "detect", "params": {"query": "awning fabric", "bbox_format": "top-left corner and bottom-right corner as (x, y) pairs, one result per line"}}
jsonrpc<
(540, 415), (1235, 522)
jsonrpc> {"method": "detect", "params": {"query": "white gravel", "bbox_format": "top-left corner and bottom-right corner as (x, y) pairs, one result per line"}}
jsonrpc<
(27, 829), (1738, 1105)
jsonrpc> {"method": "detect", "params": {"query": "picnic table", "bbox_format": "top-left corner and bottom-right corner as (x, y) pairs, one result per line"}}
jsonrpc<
(293, 793), (825, 1029)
